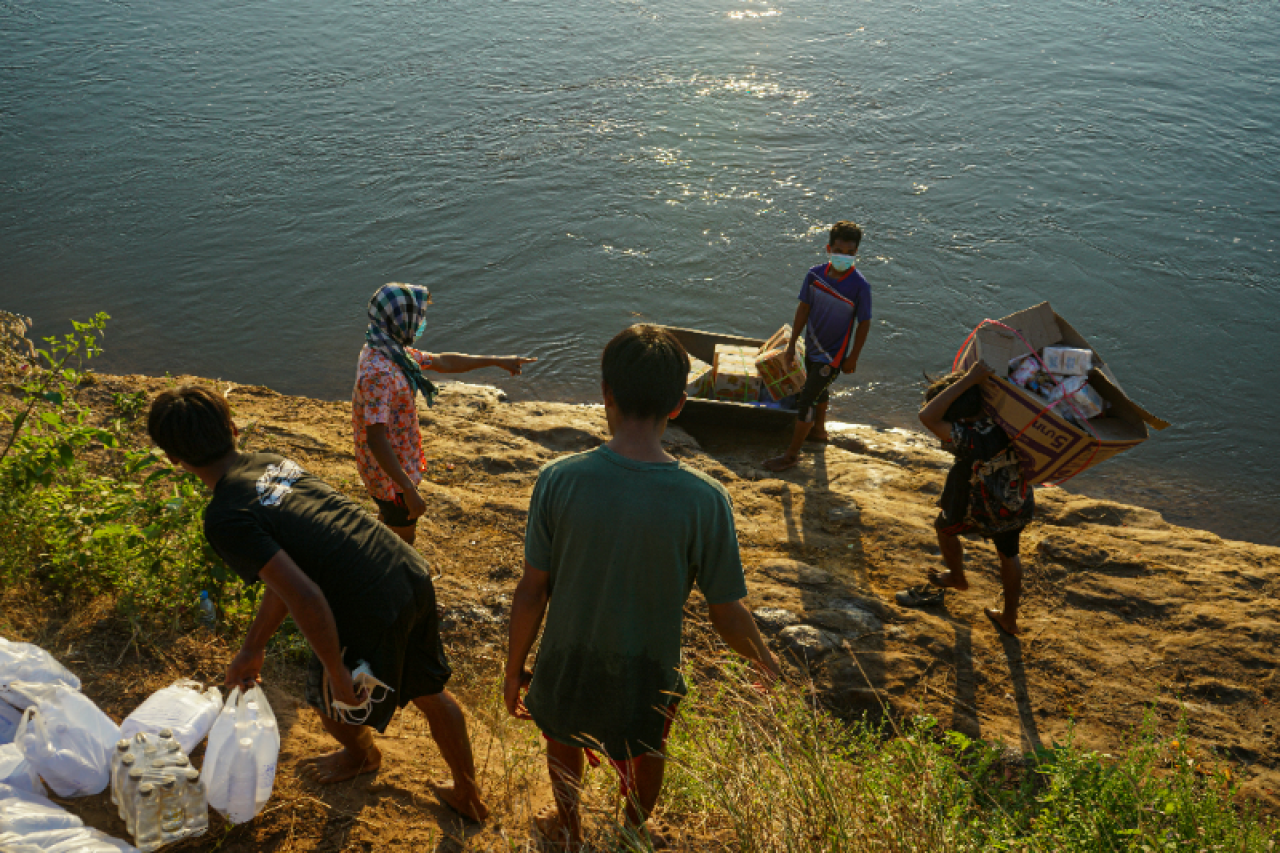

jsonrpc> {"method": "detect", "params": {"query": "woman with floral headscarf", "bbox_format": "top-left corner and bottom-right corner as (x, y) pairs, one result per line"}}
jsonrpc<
(353, 283), (536, 544)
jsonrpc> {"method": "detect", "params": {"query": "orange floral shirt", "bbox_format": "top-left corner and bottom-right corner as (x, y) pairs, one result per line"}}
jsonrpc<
(352, 345), (434, 501)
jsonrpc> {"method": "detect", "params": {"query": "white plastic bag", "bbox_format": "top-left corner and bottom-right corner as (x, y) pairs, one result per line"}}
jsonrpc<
(0, 742), (45, 795)
(119, 680), (222, 755)
(14, 683), (121, 797)
(0, 826), (139, 853)
(0, 782), (83, 835)
(201, 685), (279, 824)
(0, 638), (81, 697)
(0, 699), (21, 745)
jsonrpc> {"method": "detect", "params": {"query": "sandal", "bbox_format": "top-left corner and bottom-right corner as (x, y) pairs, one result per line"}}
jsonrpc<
(895, 584), (946, 607)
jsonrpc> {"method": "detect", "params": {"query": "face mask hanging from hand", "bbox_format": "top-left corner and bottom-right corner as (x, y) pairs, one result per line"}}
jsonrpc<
(324, 661), (395, 726)
(827, 253), (856, 272)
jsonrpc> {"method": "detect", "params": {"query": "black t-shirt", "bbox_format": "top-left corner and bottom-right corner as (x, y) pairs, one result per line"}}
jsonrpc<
(203, 452), (433, 654)
(938, 418), (1034, 532)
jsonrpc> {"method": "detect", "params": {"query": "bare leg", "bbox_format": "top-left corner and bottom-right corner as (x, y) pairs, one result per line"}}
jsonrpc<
(300, 712), (382, 783)
(623, 753), (668, 845)
(413, 692), (489, 822)
(763, 418), (814, 472)
(539, 739), (584, 846)
(985, 553), (1023, 636)
(806, 402), (830, 442)
(928, 527), (970, 590)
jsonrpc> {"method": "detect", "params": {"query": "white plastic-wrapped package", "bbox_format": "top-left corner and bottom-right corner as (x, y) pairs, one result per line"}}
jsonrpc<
(0, 638), (81, 700)
(0, 782), (83, 835)
(14, 684), (121, 797)
(0, 826), (140, 853)
(0, 742), (45, 794)
(119, 680), (222, 755)
(0, 698), (21, 744)
(202, 685), (280, 824)
(1047, 374), (1106, 421)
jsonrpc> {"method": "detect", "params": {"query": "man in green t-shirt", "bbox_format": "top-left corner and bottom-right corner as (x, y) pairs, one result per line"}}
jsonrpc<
(504, 325), (781, 848)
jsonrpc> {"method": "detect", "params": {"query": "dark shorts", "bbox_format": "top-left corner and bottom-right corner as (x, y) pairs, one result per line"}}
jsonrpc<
(304, 586), (452, 733)
(935, 512), (1024, 558)
(795, 357), (843, 423)
(372, 491), (415, 528)
(542, 700), (680, 798)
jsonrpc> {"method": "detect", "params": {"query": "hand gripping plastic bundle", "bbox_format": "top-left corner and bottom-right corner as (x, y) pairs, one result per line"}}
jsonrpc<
(14, 683), (121, 797)
(201, 685), (280, 824)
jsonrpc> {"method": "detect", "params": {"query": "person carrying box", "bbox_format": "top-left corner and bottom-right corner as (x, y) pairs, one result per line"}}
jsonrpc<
(504, 325), (781, 848)
(146, 386), (489, 821)
(353, 283), (536, 544)
(763, 221), (872, 473)
(896, 361), (1035, 637)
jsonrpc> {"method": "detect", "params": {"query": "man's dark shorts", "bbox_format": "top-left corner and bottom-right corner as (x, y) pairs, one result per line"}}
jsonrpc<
(372, 491), (415, 528)
(795, 357), (843, 424)
(305, 579), (451, 733)
(935, 512), (1024, 558)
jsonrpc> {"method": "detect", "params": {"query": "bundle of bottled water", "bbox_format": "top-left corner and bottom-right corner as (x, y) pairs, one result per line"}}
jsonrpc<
(202, 685), (280, 824)
(110, 730), (208, 851)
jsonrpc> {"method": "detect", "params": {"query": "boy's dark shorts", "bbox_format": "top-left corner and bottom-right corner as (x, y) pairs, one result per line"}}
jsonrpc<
(372, 491), (415, 528)
(935, 513), (1024, 558)
(795, 357), (843, 424)
(304, 588), (452, 733)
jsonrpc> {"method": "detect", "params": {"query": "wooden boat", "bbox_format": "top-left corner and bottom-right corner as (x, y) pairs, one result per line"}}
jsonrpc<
(657, 325), (797, 430)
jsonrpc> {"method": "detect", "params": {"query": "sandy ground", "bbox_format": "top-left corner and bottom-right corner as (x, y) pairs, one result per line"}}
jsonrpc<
(2, 369), (1278, 850)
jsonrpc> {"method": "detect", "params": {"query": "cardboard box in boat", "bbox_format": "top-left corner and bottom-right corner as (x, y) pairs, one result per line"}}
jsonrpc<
(754, 324), (807, 402)
(711, 345), (762, 403)
(954, 302), (1169, 485)
(687, 355), (714, 398)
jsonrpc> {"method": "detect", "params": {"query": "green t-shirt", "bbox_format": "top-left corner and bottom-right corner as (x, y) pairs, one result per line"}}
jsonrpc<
(523, 445), (747, 759)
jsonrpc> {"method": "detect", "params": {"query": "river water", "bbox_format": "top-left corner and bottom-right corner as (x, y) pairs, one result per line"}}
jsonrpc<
(2, 0), (1278, 544)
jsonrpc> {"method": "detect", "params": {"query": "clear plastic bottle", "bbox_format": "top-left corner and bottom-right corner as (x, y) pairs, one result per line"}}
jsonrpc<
(134, 782), (161, 852)
(159, 775), (185, 841)
(114, 753), (137, 817)
(182, 766), (209, 836)
(110, 740), (131, 805)
(225, 737), (258, 824)
(197, 591), (216, 629)
(125, 766), (145, 832)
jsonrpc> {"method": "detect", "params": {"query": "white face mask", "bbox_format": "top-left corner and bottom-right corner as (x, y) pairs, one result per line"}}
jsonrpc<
(325, 661), (394, 726)
(827, 253), (856, 272)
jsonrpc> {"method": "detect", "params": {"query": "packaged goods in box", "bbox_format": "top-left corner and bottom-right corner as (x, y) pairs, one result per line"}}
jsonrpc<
(954, 302), (1168, 484)
(686, 356), (713, 399)
(1046, 375), (1105, 422)
(753, 324), (807, 402)
(1042, 346), (1093, 376)
(711, 345), (762, 403)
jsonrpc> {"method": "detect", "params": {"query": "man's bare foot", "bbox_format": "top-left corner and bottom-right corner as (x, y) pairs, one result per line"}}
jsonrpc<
(984, 608), (1020, 637)
(625, 817), (673, 850)
(805, 429), (830, 444)
(430, 780), (490, 823)
(298, 744), (382, 784)
(928, 568), (969, 591)
(534, 803), (581, 849)
(762, 454), (799, 472)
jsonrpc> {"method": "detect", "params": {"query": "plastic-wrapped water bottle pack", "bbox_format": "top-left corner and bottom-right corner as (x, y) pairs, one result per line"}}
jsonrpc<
(0, 635), (280, 851)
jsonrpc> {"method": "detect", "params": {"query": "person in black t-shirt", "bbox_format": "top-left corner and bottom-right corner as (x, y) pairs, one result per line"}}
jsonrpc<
(896, 361), (1035, 637)
(147, 386), (489, 822)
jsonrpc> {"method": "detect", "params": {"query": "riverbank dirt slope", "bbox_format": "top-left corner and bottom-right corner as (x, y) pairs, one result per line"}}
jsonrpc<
(4, 369), (1278, 850)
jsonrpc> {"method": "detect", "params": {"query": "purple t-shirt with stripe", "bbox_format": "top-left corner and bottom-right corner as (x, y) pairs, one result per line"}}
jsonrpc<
(798, 263), (873, 364)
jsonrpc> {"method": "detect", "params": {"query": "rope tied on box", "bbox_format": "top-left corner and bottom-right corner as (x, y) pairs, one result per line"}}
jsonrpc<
(952, 318), (1100, 486)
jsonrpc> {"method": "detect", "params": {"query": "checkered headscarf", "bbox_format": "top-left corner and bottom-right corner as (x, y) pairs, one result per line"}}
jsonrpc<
(364, 283), (438, 407)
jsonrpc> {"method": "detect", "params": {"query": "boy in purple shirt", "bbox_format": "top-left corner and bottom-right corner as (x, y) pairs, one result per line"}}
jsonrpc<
(764, 221), (873, 472)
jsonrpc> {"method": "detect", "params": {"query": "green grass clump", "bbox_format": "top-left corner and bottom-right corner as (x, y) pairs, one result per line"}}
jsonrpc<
(660, 661), (1276, 852)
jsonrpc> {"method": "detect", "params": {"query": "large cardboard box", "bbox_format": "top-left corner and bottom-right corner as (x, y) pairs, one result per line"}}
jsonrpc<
(711, 344), (762, 403)
(954, 302), (1168, 485)
(754, 324), (807, 402)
